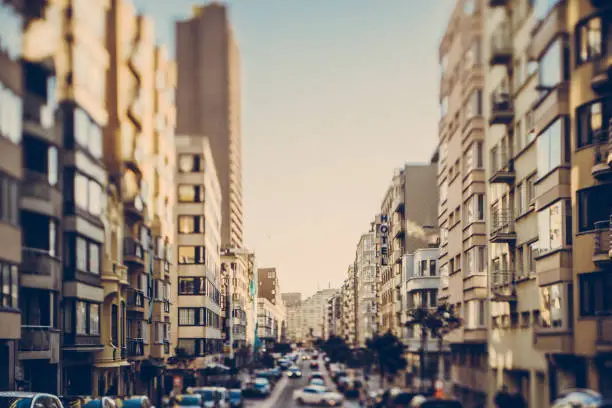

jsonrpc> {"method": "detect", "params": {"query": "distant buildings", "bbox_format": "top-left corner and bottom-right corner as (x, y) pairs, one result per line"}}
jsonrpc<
(257, 267), (287, 346)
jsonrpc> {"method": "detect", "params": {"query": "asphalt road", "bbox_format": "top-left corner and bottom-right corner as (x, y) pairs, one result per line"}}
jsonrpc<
(244, 358), (361, 408)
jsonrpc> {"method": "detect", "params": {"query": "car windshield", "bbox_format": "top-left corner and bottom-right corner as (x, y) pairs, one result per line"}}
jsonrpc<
(176, 396), (200, 406)
(197, 390), (215, 401)
(254, 379), (268, 386)
(229, 391), (241, 399)
(0, 396), (34, 408)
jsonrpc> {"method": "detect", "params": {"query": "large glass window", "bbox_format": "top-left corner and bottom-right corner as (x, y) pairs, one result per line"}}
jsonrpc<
(576, 98), (612, 149)
(0, 3), (23, 61)
(539, 283), (567, 329)
(0, 262), (18, 308)
(538, 40), (564, 90)
(580, 272), (612, 316)
(578, 184), (612, 232)
(73, 108), (103, 159)
(178, 215), (204, 234)
(76, 301), (87, 334)
(537, 200), (571, 254)
(465, 194), (484, 224)
(178, 185), (204, 203)
(0, 173), (19, 225)
(75, 236), (101, 275)
(576, 16), (603, 65)
(178, 246), (205, 264)
(465, 39), (481, 68)
(465, 90), (483, 120)
(74, 173), (104, 216)
(178, 154), (203, 173)
(536, 118), (567, 178)
(90, 303), (100, 335)
(0, 84), (23, 145)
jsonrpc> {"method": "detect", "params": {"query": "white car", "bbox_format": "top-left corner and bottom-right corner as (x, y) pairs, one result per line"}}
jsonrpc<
(293, 385), (344, 406)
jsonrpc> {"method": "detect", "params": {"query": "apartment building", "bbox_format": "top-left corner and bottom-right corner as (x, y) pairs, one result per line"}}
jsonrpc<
(96, 0), (177, 397)
(284, 298), (303, 343)
(220, 247), (256, 357)
(0, 0), (24, 392)
(378, 164), (438, 337)
(326, 293), (342, 339)
(402, 248), (447, 388)
(281, 292), (302, 307)
(175, 136), (223, 366)
(341, 267), (357, 345)
(484, 0), (549, 406)
(437, 1), (489, 406)
(257, 296), (286, 349)
(356, 231), (377, 346)
(175, 3), (244, 249)
(257, 267), (282, 306)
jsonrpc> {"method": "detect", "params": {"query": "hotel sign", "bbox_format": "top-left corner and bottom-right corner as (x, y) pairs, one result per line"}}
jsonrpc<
(375, 214), (389, 266)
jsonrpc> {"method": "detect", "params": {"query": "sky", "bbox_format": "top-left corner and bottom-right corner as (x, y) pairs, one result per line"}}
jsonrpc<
(133, 0), (454, 298)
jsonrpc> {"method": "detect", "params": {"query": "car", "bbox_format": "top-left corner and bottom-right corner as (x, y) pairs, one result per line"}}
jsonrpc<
(309, 361), (319, 370)
(188, 387), (229, 408)
(302, 355), (311, 361)
(405, 396), (464, 408)
(331, 370), (347, 383)
(309, 372), (325, 382)
(227, 389), (243, 408)
(312, 353), (319, 360)
(293, 385), (344, 406)
(242, 378), (271, 398)
(174, 394), (202, 408)
(0, 393), (64, 408)
(287, 366), (302, 378)
(309, 378), (325, 387)
(278, 359), (291, 370)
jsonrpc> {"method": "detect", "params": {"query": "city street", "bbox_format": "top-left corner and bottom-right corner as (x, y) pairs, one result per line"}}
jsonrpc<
(244, 360), (361, 408)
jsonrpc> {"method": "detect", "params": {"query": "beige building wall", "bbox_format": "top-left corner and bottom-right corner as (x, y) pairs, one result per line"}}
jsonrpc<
(175, 4), (244, 249)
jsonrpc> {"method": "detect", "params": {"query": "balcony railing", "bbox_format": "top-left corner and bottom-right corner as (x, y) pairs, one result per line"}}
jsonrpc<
(21, 170), (56, 202)
(124, 237), (144, 261)
(490, 209), (516, 242)
(23, 92), (55, 130)
(489, 21), (513, 66)
(19, 325), (52, 351)
(489, 146), (515, 184)
(593, 220), (612, 266)
(591, 55), (611, 93)
(127, 338), (145, 356)
(597, 318), (612, 345)
(490, 89), (514, 125)
(164, 341), (170, 355)
(592, 127), (612, 178)
(127, 288), (146, 308)
(21, 247), (60, 276)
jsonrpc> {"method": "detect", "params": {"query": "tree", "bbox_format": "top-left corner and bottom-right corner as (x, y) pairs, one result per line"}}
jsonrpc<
(405, 304), (462, 391)
(366, 331), (407, 387)
(260, 352), (275, 368)
(320, 335), (351, 364)
(273, 342), (292, 355)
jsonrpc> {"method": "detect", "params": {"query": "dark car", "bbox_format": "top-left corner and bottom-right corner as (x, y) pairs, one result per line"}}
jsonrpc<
(386, 391), (420, 408)
(227, 390), (243, 408)
(309, 361), (319, 370)
(331, 370), (347, 383)
(410, 398), (464, 408)
(1, 393), (64, 408)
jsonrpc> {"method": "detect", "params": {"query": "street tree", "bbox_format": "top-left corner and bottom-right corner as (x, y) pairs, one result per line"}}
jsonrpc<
(320, 335), (351, 364)
(366, 331), (407, 387)
(405, 303), (462, 391)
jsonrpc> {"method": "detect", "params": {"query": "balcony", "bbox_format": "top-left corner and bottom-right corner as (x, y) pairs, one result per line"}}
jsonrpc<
(490, 266), (516, 302)
(591, 55), (612, 93)
(392, 195), (405, 214)
(489, 147), (515, 184)
(63, 333), (103, 350)
(593, 220), (612, 267)
(21, 170), (62, 218)
(489, 22), (513, 67)
(124, 237), (145, 265)
(597, 318), (612, 350)
(489, 90), (514, 125)
(124, 194), (145, 221)
(153, 258), (170, 280)
(20, 247), (61, 291)
(127, 338), (145, 357)
(19, 326), (60, 361)
(22, 92), (57, 143)
(529, 2), (567, 61)
(127, 288), (146, 313)
(592, 128), (612, 179)
(490, 209), (516, 243)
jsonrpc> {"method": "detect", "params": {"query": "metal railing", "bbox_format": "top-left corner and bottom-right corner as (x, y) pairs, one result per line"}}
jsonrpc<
(23, 92), (55, 129)
(21, 247), (59, 276)
(127, 288), (145, 308)
(490, 208), (515, 234)
(124, 237), (144, 260)
(491, 89), (513, 114)
(490, 20), (513, 58)
(597, 318), (612, 345)
(490, 266), (514, 288)
(21, 170), (56, 201)
(19, 325), (52, 351)
(127, 338), (145, 356)
(593, 220), (611, 257)
(593, 127), (610, 166)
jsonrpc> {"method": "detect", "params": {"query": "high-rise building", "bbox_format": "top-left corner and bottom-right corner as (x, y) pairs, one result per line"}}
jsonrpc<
(175, 136), (224, 366)
(257, 267), (282, 306)
(341, 267), (357, 345)
(437, 1), (489, 405)
(257, 296), (286, 349)
(175, 3), (243, 249)
(355, 231), (377, 346)
(281, 292), (302, 307)
(377, 164), (438, 337)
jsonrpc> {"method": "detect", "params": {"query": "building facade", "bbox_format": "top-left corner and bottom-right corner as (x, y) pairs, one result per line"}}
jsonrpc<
(256, 296), (286, 349)
(341, 268), (357, 345)
(356, 231), (377, 346)
(326, 293), (342, 339)
(175, 136), (223, 366)
(437, 1), (489, 405)
(175, 3), (243, 249)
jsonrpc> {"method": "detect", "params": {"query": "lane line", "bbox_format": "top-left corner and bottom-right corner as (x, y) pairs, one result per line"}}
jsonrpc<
(259, 376), (288, 408)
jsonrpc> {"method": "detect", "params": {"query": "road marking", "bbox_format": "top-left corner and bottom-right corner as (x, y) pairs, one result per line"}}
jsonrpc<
(259, 376), (288, 408)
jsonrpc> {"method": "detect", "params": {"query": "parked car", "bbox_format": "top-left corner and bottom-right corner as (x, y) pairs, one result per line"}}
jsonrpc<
(278, 359), (291, 370)
(242, 379), (271, 398)
(292, 385), (343, 406)
(187, 387), (228, 408)
(287, 366), (303, 378)
(1, 393), (64, 408)
(173, 395), (202, 408)
(309, 372), (325, 382)
(309, 378), (325, 387)
(331, 370), (347, 383)
(227, 389), (243, 408)
(408, 397), (464, 408)
(309, 361), (319, 370)
(385, 390), (420, 408)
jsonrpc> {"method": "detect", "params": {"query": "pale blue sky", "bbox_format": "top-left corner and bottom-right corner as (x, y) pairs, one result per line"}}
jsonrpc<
(133, 0), (453, 297)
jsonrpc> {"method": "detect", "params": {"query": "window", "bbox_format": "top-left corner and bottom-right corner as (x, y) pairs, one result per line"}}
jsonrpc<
(539, 283), (567, 329)
(465, 90), (483, 119)
(178, 277), (206, 297)
(516, 246), (524, 277)
(178, 246), (205, 264)
(516, 183), (524, 215)
(538, 40), (565, 92)
(178, 185), (204, 203)
(0, 262), (18, 308)
(429, 259), (436, 277)
(441, 96), (448, 118)
(576, 16), (603, 65)
(420, 260), (427, 277)
(579, 272), (612, 316)
(526, 174), (536, 204)
(534, 0), (562, 22)
(578, 184), (612, 232)
(576, 98), (611, 148)
(73, 108), (103, 158)
(178, 215), (205, 234)
(537, 118), (567, 178)
(528, 242), (537, 274)
(0, 3), (23, 61)
(0, 173), (19, 225)
(90, 303), (100, 335)
(178, 154), (203, 173)
(538, 200), (571, 254)
(75, 236), (101, 275)
(48, 147), (59, 186)
(466, 299), (486, 329)
(74, 173), (104, 216)
(465, 246), (486, 276)
(464, 142), (483, 174)
(465, 194), (484, 223)
(465, 39), (481, 68)
(76, 301), (87, 334)
(0, 83), (23, 145)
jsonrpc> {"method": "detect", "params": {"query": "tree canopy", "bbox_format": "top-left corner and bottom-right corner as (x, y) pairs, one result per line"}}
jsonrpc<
(366, 331), (407, 380)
